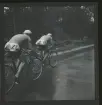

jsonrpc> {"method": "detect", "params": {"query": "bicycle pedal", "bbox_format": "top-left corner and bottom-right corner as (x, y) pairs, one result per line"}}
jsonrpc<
(15, 78), (20, 84)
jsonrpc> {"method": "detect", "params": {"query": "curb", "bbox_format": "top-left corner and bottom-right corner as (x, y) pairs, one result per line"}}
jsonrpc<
(53, 44), (94, 56)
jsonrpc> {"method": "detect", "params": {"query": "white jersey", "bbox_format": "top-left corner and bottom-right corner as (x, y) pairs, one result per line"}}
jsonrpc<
(36, 35), (52, 45)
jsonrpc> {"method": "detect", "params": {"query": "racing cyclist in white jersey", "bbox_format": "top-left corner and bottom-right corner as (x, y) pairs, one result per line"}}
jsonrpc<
(35, 33), (53, 59)
(4, 30), (34, 84)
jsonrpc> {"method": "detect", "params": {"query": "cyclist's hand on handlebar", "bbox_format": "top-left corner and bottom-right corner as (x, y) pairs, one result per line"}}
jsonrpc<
(22, 49), (32, 55)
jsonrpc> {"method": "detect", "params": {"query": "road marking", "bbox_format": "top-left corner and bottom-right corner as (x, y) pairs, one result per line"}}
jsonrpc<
(59, 53), (85, 63)
(53, 44), (94, 56)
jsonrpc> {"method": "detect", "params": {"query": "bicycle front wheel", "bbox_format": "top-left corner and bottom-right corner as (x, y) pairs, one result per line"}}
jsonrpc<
(5, 64), (15, 95)
(30, 57), (43, 80)
(49, 51), (58, 68)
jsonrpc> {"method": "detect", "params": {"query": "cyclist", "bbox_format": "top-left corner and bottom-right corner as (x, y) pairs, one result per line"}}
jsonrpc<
(4, 30), (34, 84)
(35, 33), (53, 59)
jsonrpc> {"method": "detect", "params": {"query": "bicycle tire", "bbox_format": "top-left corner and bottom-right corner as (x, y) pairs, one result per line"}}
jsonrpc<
(5, 64), (15, 95)
(30, 57), (43, 80)
(49, 50), (58, 68)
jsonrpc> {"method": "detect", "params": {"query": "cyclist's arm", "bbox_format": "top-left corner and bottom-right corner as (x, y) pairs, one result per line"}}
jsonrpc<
(49, 37), (53, 46)
(47, 37), (53, 49)
(35, 39), (40, 45)
(28, 38), (33, 50)
(50, 37), (53, 44)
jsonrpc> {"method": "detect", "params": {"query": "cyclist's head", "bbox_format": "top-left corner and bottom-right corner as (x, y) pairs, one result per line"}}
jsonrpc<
(23, 30), (32, 36)
(47, 33), (52, 37)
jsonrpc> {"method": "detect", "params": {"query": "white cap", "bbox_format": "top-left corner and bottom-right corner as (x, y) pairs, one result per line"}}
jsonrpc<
(23, 30), (32, 35)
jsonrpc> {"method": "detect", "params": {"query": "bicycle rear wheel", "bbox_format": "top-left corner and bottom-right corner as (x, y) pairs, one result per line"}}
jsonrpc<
(5, 64), (15, 94)
(49, 51), (58, 68)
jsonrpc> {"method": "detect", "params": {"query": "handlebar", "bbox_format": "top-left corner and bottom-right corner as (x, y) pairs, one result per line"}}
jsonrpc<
(21, 49), (32, 55)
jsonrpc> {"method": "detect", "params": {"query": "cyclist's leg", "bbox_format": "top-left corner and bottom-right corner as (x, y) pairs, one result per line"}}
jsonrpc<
(11, 49), (22, 84)
(15, 54), (25, 84)
(15, 50), (31, 84)
(16, 58), (20, 68)
(13, 49), (22, 68)
(36, 45), (42, 58)
(39, 45), (45, 58)
(42, 50), (45, 57)
(15, 62), (25, 84)
(43, 45), (49, 60)
(15, 62), (25, 79)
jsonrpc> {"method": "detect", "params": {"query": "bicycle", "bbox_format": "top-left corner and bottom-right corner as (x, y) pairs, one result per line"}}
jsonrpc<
(36, 41), (58, 68)
(4, 49), (42, 95)
(4, 41), (58, 95)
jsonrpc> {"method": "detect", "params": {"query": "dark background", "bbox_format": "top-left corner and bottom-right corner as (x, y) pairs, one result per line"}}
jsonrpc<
(4, 4), (97, 45)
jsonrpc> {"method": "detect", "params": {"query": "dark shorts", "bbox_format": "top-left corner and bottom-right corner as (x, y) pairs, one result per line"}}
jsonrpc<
(5, 50), (22, 63)
(6, 50), (21, 58)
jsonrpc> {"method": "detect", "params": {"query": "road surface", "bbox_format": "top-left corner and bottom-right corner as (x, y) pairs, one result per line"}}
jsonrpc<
(5, 47), (95, 101)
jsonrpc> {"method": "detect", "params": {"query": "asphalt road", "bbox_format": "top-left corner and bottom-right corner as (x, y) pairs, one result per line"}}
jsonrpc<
(5, 47), (95, 101)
